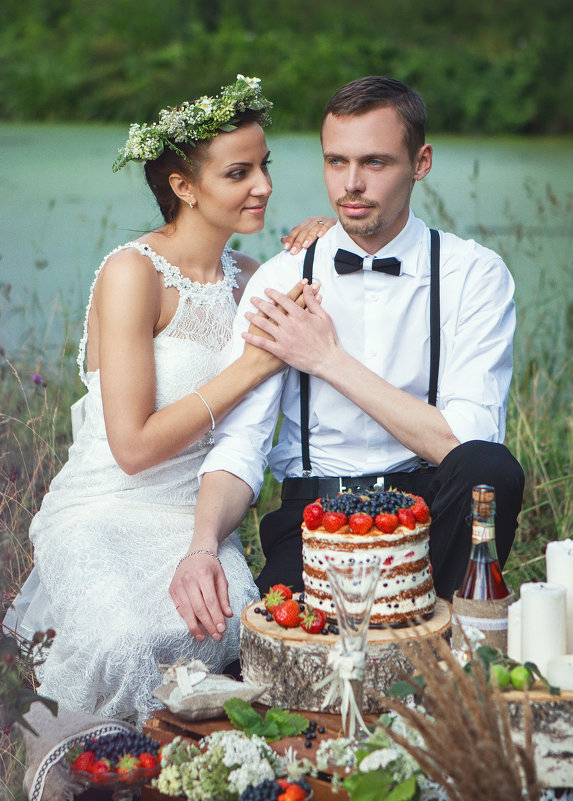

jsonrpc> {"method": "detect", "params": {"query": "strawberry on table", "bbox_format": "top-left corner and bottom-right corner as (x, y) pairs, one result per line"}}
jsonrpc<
(299, 604), (327, 634)
(348, 512), (373, 535)
(117, 753), (140, 781)
(263, 583), (293, 613)
(138, 752), (158, 773)
(278, 783), (308, 801)
(70, 750), (95, 773)
(303, 502), (323, 530)
(273, 599), (301, 628)
(91, 758), (112, 782)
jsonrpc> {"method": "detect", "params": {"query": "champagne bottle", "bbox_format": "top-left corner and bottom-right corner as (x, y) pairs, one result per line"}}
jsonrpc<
(458, 484), (511, 600)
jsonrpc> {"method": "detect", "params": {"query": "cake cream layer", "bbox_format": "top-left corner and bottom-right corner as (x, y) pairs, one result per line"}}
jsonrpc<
(302, 521), (436, 624)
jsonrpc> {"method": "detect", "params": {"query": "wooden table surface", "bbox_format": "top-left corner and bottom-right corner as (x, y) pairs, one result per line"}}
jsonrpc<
(141, 704), (379, 801)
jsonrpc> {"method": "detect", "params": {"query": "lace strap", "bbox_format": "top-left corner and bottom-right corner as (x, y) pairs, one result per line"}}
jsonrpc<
(77, 242), (138, 386)
(76, 242), (240, 386)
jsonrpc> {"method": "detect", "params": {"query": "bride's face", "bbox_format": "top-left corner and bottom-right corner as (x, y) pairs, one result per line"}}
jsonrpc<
(191, 122), (272, 236)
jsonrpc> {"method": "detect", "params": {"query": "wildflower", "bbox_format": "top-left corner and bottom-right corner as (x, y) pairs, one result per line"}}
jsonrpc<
(32, 373), (44, 385)
(237, 74), (261, 88)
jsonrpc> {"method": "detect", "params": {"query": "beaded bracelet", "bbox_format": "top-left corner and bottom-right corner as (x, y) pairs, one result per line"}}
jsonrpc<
(192, 390), (215, 444)
(177, 549), (221, 568)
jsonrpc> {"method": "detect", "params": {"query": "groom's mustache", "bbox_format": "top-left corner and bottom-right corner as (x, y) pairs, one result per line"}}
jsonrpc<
(337, 193), (376, 207)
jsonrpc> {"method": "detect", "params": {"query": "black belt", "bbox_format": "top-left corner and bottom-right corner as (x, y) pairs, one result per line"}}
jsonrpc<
(281, 471), (427, 501)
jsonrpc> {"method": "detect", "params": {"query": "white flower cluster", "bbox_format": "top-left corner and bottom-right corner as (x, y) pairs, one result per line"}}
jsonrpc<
(213, 730), (279, 793)
(314, 736), (358, 773)
(153, 730), (281, 801)
(113, 74), (272, 172)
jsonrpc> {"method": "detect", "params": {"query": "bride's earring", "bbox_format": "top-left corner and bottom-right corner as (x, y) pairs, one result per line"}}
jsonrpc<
(188, 201), (195, 209)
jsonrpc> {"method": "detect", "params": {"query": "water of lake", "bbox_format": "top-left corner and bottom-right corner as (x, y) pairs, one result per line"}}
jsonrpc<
(1, 124), (571, 370)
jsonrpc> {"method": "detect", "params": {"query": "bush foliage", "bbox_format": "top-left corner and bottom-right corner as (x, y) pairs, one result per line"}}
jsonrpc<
(0, 0), (572, 133)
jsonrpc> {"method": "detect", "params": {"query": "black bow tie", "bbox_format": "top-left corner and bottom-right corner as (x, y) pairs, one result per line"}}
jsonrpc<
(334, 248), (401, 276)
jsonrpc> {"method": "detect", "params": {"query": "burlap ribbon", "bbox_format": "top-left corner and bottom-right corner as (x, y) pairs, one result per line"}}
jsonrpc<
(452, 590), (515, 653)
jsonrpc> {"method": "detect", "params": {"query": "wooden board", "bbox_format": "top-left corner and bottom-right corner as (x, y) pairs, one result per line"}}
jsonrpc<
(240, 597), (451, 713)
(141, 705), (378, 801)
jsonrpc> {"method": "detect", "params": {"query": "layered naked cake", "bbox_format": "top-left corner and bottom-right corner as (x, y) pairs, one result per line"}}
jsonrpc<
(301, 488), (436, 625)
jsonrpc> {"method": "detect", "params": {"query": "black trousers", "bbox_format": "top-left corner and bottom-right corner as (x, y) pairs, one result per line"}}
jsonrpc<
(255, 441), (525, 601)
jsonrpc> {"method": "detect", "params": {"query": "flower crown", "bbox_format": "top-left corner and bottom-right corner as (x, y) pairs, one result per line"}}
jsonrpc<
(112, 75), (272, 172)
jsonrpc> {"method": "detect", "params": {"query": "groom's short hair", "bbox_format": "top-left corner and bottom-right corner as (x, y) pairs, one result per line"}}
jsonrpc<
(321, 76), (426, 164)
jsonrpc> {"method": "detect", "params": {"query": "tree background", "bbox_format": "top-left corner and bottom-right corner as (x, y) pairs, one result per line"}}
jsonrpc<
(0, 0), (571, 134)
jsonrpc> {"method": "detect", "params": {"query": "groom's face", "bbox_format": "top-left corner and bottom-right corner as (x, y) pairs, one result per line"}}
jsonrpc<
(322, 106), (431, 253)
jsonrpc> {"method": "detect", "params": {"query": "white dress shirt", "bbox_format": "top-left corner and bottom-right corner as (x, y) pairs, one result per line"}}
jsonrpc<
(200, 210), (515, 499)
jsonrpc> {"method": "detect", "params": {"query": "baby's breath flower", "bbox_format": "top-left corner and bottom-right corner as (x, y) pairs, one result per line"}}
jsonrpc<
(113, 75), (272, 172)
(237, 74), (261, 89)
(359, 747), (399, 773)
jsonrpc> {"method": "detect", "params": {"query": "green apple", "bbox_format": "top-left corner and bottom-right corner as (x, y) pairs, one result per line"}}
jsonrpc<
(510, 664), (533, 690)
(489, 663), (511, 691)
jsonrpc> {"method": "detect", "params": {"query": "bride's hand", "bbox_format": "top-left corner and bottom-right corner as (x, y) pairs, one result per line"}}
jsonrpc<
(242, 279), (321, 374)
(169, 552), (232, 642)
(243, 283), (337, 375)
(281, 216), (336, 255)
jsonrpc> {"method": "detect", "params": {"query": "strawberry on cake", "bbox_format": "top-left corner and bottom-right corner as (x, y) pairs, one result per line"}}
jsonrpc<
(301, 488), (436, 625)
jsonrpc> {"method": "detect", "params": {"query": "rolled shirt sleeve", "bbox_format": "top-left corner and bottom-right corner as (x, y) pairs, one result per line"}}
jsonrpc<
(437, 236), (515, 445)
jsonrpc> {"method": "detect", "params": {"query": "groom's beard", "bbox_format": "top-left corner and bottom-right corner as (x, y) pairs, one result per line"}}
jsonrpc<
(336, 193), (385, 238)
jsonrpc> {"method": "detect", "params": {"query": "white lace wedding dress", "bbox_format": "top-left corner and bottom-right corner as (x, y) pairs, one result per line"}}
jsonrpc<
(4, 242), (259, 726)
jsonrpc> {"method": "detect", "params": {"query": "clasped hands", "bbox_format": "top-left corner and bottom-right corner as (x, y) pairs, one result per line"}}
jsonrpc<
(243, 283), (340, 377)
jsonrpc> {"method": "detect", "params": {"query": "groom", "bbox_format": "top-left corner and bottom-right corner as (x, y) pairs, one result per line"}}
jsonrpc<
(176, 76), (524, 641)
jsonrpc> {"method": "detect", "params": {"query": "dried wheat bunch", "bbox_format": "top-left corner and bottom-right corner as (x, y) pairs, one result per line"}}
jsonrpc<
(380, 632), (539, 801)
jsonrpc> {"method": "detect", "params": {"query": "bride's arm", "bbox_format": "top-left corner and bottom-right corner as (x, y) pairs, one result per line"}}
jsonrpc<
(94, 250), (300, 475)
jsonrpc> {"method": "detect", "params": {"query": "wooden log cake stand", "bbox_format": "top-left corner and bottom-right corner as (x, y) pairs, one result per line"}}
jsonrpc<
(240, 597), (451, 714)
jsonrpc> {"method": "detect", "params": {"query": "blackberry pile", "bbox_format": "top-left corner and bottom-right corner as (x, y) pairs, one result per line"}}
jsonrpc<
(240, 778), (282, 801)
(240, 778), (311, 801)
(321, 489), (414, 517)
(86, 731), (160, 763)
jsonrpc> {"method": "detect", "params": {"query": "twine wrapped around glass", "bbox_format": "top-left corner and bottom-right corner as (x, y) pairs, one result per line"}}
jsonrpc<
(315, 553), (381, 739)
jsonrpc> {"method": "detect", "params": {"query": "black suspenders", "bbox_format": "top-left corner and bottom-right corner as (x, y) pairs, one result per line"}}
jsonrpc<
(299, 230), (441, 476)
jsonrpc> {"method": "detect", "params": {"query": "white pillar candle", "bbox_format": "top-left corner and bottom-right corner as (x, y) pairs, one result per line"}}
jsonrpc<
(507, 600), (522, 662)
(547, 655), (573, 691)
(520, 582), (567, 676)
(546, 539), (573, 651)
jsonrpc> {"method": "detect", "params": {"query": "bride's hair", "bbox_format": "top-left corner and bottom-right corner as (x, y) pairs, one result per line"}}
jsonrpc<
(145, 107), (265, 224)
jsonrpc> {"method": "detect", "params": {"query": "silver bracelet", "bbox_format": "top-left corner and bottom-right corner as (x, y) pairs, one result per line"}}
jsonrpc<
(192, 390), (215, 444)
(177, 549), (221, 568)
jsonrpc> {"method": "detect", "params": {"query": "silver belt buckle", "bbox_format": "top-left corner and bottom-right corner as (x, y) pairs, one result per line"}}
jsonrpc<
(339, 475), (385, 494)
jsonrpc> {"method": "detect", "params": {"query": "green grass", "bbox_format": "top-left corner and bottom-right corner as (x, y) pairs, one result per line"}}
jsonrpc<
(1, 187), (572, 799)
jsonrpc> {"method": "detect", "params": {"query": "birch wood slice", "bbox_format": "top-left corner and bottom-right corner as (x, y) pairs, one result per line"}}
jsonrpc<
(239, 597), (451, 713)
(504, 687), (573, 788)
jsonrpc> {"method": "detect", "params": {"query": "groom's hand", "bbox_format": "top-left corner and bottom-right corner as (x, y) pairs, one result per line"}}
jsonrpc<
(169, 552), (232, 642)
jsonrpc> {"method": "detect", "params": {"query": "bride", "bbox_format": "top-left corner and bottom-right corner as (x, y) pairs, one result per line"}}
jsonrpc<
(4, 75), (332, 726)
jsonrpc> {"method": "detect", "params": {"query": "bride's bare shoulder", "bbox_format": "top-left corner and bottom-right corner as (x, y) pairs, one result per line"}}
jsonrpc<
(229, 250), (261, 300)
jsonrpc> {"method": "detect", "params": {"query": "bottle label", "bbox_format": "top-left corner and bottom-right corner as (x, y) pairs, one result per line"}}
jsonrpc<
(471, 522), (495, 543)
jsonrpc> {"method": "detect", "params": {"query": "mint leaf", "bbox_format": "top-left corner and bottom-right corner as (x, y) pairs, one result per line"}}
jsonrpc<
(223, 700), (308, 741)
(386, 775), (418, 801)
(344, 769), (393, 800)
(223, 698), (264, 735)
(263, 707), (309, 739)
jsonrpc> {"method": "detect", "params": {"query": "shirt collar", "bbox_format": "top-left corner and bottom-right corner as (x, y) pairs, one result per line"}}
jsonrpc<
(329, 209), (425, 277)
